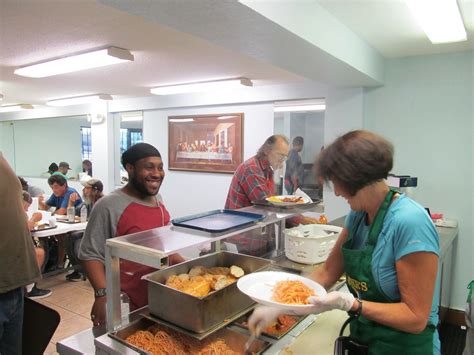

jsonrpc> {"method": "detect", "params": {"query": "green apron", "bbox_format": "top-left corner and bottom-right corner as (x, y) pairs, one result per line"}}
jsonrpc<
(341, 189), (435, 355)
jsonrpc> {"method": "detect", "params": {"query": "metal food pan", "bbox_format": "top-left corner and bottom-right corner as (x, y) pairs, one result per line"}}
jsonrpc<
(109, 316), (271, 354)
(143, 252), (271, 333)
(233, 311), (303, 340)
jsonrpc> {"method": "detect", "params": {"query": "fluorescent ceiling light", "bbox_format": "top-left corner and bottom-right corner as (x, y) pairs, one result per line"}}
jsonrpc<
(274, 100), (326, 112)
(121, 112), (143, 122)
(14, 47), (134, 78)
(274, 104), (326, 112)
(169, 118), (195, 123)
(405, 0), (467, 43)
(151, 78), (252, 95)
(0, 104), (34, 113)
(47, 94), (112, 107)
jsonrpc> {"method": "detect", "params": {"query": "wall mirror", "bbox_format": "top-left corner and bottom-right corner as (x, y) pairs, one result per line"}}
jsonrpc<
(0, 115), (91, 179)
(273, 100), (325, 201)
(113, 111), (144, 186)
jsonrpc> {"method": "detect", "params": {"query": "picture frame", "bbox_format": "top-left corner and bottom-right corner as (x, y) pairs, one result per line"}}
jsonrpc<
(168, 113), (243, 173)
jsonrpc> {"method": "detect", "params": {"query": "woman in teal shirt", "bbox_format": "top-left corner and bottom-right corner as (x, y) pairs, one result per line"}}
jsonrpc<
(250, 130), (440, 354)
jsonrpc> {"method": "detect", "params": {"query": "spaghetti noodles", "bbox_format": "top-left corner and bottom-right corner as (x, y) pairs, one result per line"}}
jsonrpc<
(125, 325), (239, 355)
(272, 280), (315, 305)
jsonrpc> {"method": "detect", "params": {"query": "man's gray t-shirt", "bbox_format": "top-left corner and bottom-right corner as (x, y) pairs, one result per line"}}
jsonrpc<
(79, 189), (165, 263)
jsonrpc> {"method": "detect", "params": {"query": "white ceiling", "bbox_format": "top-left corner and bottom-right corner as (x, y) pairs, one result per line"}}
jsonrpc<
(0, 0), (303, 105)
(317, 0), (474, 58)
(0, 0), (472, 107)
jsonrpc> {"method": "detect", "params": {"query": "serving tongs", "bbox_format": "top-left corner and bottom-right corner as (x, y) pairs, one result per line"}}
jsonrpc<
(244, 333), (257, 353)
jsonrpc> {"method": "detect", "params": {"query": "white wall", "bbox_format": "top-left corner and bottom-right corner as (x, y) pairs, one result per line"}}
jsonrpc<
(323, 88), (365, 221)
(144, 103), (274, 218)
(363, 51), (473, 310)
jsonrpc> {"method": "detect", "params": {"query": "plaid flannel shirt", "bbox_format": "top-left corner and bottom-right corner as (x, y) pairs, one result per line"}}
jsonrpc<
(225, 156), (274, 209)
(225, 156), (275, 255)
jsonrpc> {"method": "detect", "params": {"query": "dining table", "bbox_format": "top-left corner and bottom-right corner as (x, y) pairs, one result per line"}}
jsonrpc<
(31, 219), (87, 238)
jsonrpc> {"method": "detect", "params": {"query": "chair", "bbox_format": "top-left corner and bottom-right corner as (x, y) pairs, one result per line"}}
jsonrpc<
(22, 297), (60, 355)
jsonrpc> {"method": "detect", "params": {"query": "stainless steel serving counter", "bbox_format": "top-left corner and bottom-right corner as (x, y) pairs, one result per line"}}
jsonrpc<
(104, 204), (323, 331)
(57, 212), (458, 354)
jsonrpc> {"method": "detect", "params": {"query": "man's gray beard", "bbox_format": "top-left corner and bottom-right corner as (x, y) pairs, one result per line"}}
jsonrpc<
(82, 196), (91, 205)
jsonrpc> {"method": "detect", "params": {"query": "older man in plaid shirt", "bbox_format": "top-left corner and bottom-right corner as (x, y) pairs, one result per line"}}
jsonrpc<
(225, 135), (316, 256)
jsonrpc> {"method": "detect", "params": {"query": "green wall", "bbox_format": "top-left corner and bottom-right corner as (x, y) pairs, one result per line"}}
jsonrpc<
(0, 116), (89, 177)
(364, 50), (473, 309)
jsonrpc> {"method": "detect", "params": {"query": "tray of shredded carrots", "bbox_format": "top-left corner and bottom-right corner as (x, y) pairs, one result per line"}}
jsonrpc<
(237, 271), (327, 313)
(109, 316), (271, 354)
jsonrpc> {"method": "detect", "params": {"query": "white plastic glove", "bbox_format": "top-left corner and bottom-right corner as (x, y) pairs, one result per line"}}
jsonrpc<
(247, 306), (282, 336)
(306, 291), (355, 314)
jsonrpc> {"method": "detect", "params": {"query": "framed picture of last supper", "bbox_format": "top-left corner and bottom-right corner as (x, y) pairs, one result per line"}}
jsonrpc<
(168, 113), (243, 173)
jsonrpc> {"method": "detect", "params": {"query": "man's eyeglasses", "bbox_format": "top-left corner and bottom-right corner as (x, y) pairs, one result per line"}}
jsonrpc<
(276, 152), (288, 161)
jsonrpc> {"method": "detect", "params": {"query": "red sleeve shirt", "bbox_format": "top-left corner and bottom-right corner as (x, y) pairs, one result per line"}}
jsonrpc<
(118, 202), (170, 310)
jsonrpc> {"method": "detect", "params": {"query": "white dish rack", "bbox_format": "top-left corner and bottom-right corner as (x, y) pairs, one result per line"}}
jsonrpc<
(284, 224), (342, 264)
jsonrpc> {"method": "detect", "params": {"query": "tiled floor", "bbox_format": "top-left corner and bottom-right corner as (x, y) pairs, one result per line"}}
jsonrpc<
(34, 273), (95, 354)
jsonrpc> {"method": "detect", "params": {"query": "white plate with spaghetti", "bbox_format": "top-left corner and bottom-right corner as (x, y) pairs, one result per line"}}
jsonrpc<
(237, 271), (326, 313)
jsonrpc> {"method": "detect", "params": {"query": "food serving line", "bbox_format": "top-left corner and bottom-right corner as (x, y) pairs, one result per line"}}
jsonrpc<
(57, 201), (350, 355)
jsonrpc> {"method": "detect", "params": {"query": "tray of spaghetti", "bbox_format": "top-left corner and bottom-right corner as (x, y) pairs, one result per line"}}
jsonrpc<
(143, 252), (271, 333)
(109, 317), (270, 354)
(234, 311), (302, 339)
(237, 271), (327, 314)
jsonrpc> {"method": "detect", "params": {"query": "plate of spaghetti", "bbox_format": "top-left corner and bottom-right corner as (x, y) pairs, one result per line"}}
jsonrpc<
(266, 195), (311, 206)
(237, 271), (326, 312)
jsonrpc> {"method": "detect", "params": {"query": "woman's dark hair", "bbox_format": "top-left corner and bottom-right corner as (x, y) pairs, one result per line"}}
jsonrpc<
(316, 130), (393, 196)
(18, 176), (28, 190)
(47, 174), (67, 186)
(22, 191), (32, 205)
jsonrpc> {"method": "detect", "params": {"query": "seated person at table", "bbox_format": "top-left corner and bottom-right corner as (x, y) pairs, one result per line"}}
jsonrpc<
(224, 135), (317, 256)
(38, 174), (82, 215)
(39, 174), (82, 268)
(65, 178), (104, 282)
(79, 143), (184, 327)
(54, 161), (71, 179)
(82, 159), (92, 177)
(22, 191), (52, 299)
(19, 176), (44, 197)
(48, 162), (58, 175)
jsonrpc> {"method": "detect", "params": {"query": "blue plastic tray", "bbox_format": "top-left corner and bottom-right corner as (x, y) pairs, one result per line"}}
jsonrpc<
(171, 209), (265, 233)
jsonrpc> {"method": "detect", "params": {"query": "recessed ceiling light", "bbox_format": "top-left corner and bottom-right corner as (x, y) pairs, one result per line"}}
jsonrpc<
(151, 78), (252, 95)
(405, 0), (467, 43)
(14, 47), (134, 78)
(46, 94), (113, 107)
(0, 104), (34, 113)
